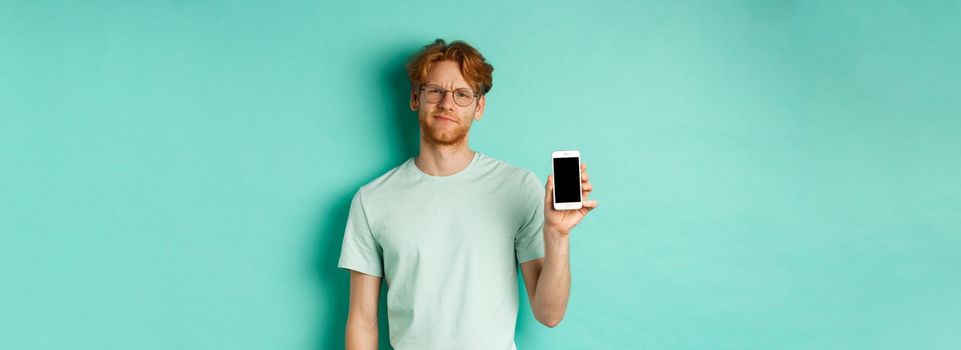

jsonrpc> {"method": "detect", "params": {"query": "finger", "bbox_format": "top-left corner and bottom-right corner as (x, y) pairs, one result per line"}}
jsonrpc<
(582, 182), (592, 192)
(580, 199), (598, 216)
(581, 172), (589, 182)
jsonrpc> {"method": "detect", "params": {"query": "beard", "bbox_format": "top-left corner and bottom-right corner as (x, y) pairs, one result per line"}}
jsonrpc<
(419, 114), (472, 146)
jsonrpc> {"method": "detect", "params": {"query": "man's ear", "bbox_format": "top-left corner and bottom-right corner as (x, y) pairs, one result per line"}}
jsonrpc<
(410, 87), (418, 111)
(473, 94), (486, 121)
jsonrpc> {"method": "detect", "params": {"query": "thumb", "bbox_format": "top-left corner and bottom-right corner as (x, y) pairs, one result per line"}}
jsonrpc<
(545, 174), (553, 208)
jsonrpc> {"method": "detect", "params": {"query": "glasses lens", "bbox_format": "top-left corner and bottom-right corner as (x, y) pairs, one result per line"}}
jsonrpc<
(423, 87), (444, 103)
(453, 89), (474, 106)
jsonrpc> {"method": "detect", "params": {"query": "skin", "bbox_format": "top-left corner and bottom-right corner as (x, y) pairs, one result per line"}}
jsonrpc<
(345, 60), (598, 349)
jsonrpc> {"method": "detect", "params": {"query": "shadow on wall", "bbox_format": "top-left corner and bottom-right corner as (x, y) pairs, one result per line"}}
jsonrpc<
(311, 42), (422, 350)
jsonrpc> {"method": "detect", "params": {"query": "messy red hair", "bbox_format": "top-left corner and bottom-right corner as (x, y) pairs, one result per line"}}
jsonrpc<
(406, 39), (494, 95)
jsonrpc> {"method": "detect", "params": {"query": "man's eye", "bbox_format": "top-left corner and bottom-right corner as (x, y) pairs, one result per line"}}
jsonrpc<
(455, 91), (470, 98)
(427, 88), (443, 94)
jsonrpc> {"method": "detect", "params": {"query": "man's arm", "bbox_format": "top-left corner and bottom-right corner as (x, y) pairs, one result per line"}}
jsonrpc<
(346, 270), (381, 350)
(521, 163), (597, 328)
(520, 227), (571, 328)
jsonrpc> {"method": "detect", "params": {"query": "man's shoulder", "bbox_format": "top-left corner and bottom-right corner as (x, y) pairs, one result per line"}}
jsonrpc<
(477, 152), (541, 187)
(354, 158), (412, 198)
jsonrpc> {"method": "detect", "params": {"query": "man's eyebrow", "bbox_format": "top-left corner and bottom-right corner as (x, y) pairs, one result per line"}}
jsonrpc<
(424, 82), (473, 90)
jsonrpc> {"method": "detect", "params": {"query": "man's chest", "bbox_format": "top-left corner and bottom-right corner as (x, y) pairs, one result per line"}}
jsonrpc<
(369, 187), (523, 259)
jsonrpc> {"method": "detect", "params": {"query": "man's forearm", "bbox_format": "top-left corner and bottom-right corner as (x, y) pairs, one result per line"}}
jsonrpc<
(345, 320), (378, 350)
(532, 226), (571, 327)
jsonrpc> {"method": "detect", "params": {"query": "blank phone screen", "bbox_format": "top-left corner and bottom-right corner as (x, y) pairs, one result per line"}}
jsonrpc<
(553, 157), (581, 203)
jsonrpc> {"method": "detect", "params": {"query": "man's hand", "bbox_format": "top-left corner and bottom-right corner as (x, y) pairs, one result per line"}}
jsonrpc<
(544, 163), (598, 235)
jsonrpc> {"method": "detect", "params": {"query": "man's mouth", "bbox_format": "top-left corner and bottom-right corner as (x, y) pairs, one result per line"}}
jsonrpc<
(433, 115), (456, 122)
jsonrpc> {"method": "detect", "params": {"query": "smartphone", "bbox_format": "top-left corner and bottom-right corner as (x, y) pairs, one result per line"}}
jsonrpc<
(551, 150), (582, 210)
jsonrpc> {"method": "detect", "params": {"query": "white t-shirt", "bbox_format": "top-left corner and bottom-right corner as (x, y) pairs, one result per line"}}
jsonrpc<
(338, 151), (545, 350)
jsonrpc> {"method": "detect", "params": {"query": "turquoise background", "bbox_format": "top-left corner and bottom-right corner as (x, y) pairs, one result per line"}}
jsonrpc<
(2, 1), (959, 349)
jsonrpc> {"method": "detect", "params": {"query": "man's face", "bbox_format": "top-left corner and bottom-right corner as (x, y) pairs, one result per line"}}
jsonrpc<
(410, 60), (486, 146)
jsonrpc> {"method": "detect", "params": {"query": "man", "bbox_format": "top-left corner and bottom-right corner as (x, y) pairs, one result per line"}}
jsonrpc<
(338, 39), (598, 350)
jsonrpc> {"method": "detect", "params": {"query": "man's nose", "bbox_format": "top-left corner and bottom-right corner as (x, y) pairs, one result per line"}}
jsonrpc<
(438, 91), (456, 109)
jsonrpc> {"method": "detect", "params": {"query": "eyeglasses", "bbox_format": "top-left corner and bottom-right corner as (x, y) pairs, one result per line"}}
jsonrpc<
(419, 84), (478, 107)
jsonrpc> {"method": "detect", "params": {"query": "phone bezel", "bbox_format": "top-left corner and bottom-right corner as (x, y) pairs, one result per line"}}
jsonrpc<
(551, 150), (583, 210)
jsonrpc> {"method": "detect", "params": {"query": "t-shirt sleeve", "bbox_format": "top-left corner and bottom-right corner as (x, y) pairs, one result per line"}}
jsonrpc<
(337, 189), (384, 278)
(515, 171), (546, 264)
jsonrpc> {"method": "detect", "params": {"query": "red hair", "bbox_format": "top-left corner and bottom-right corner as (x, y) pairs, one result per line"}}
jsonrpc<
(406, 39), (494, 95)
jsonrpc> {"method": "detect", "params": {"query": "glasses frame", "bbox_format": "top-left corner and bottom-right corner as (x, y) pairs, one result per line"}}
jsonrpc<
(418, 84), (479, 107)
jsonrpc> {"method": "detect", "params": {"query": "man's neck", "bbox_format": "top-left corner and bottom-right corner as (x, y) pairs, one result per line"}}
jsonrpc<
(414, 143), (475, 177)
